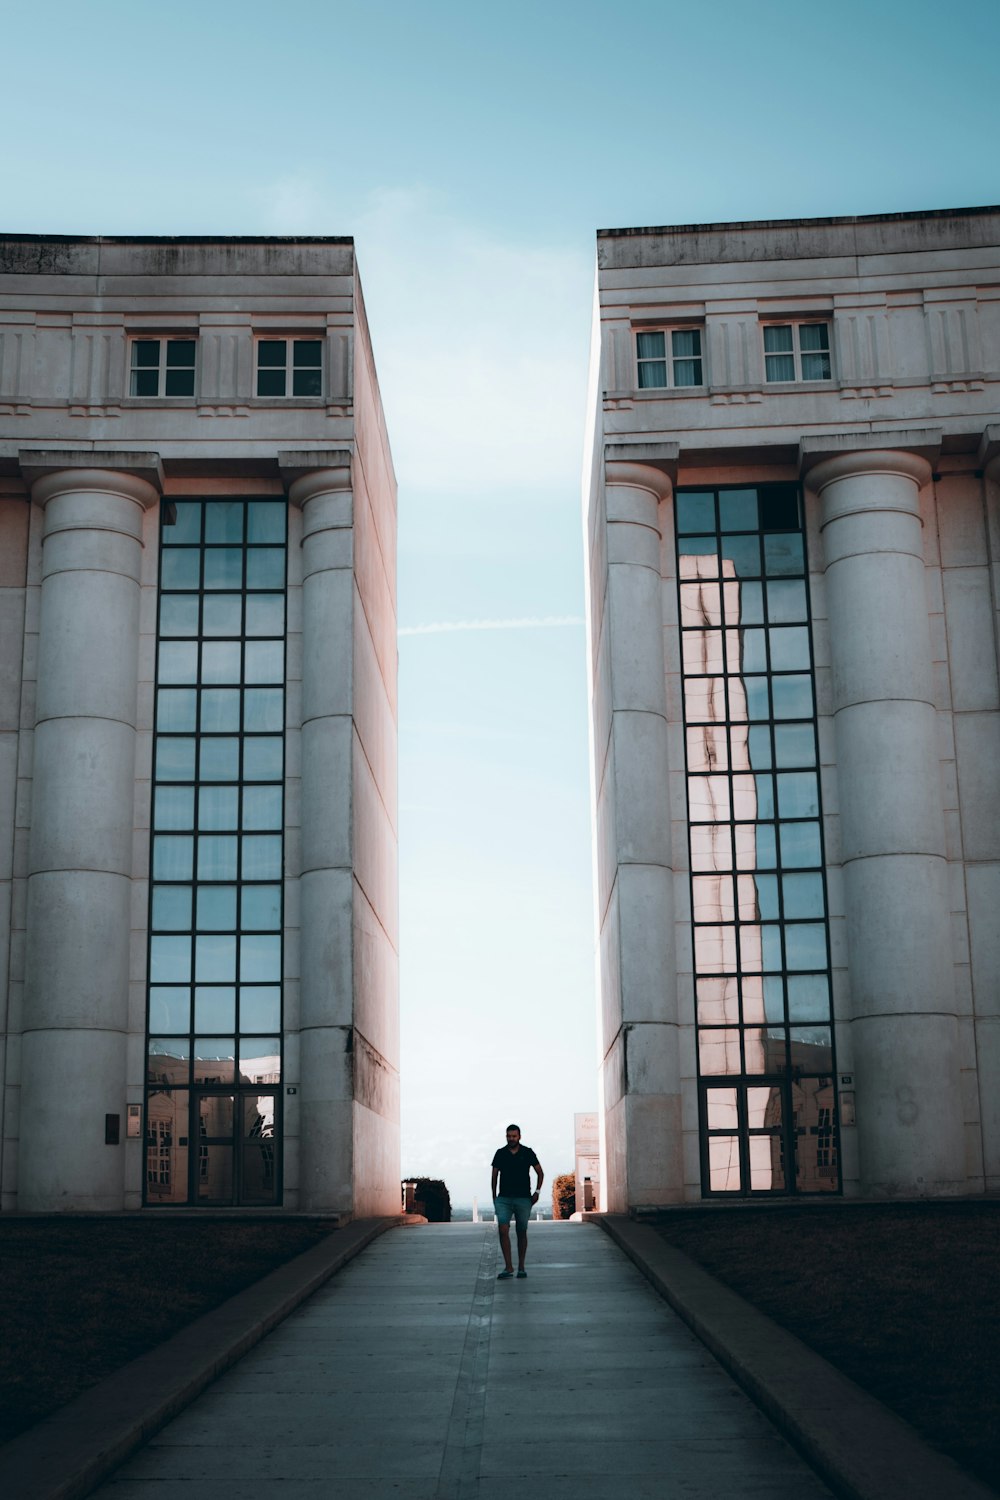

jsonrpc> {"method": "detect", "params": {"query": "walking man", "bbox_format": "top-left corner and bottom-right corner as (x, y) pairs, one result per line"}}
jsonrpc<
(491, 1124), (544, 1280)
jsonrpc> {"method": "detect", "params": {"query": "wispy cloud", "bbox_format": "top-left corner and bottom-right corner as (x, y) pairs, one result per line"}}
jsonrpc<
(399, 614), (583, 637)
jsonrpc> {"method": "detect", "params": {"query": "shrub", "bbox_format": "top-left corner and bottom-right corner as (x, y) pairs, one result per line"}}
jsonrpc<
(403, 1177), (452, 1222)
(552, 1173), (576, 1220)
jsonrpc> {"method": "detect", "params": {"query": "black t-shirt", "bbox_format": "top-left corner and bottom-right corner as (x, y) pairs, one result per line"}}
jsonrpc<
(492, 1145), (539, 1198)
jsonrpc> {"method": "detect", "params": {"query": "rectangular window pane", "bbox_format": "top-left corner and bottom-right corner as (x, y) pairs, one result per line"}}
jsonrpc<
(204, 549), (244, 590)
(764, 533), (805, 576)
(243, 738), (283, 780)
(636, 332), (666, 361)
(292, 366), (323, 397)
(246, 551), (286, 591)
(197, 885), (237, 930)
(148, 1040), (189, 1085)
(697, 977), (740, 1025)
(160, 550), (201, 590)
(201, 642), (242, 684)
(700, 1031), (742, 1076)
(771, 675), (813, 720)
(200, 688), (241, 732)
(164, 368), (195, 397)
(247, 503), (286, 543)
(200, 739), (240, 781)
(152, 886), (193, 931)
(257, 340), (286, 367)
(159, 642), (199, 684)
(719, 490), (758, 532)
(199, 785), (239, 830)
(195, 935), (236, 982)
(242, 785), (283, 829)
(241, 885), (282, 931)
(157, 689), (197, 732)
(153, 835), (194, 880)
(245, 594), (284, 635)
(154, 786), (195, 830)
(195, 987), (236, 1031)
(198, 835), (238, 881)
(763, 326), (793, 353)
(202, 595), (243, 636)
(240, 986), (281, 1031)
(150, 935), (191, 983)
(159, 596), (200, 636)
(149, 988), (190, 1032)
(778, 821), (822, 868)
(708, 1136), (741, 1192)
(242, 834), (282, 879)
(765, 353), (795, 382)
(240, 933), (281, 981)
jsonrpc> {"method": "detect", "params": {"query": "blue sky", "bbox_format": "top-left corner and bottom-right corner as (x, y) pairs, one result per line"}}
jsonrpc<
(5, 0), (998, 1202)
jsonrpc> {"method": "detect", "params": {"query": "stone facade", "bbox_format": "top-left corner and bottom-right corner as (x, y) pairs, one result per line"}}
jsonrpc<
(584, 208), (1000, 1206)
(0, 237), (400, 1214)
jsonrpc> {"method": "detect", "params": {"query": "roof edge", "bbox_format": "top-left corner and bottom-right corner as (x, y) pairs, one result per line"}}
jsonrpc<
(597, 205), (1000, 239)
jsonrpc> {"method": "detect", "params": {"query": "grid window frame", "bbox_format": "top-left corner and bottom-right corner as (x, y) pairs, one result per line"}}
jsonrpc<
(145, 498), (286, 1208)
(255, 336), (325, 398)
(675, 483), (840, 1199)
(761, 321), (832, 383)
(636, 327), (705, 390)
(129, 337), (197, 398)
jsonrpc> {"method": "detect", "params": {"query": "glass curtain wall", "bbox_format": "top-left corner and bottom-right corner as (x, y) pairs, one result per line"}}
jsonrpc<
(145, 499), (286, 1205)
(675, 485), (840, 1195)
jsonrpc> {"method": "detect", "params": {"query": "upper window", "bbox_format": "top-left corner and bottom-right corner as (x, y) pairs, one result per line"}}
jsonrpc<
(130, 338), (196, 397)
(637, 329), (703, 389)
(256, 339), (323, 397)
(763, 324), (831, 383)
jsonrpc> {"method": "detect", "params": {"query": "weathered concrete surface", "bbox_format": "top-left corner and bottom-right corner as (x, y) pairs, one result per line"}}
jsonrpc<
(599, 1215), (994, 1500)
(85, 1220), (834, 1499)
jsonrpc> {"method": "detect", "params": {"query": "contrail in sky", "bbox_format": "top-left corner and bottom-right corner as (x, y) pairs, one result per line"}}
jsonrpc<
(399, 615), (584, 637)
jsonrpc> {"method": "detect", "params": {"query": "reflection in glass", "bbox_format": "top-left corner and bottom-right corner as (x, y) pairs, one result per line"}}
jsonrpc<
(699, 1030), (741, 1074)
(199, 785), (239, 830)
(706, 1087), (738, 1129)
(152, 886), (192, 931)
(155, 786), (195, 830)
(200, 688), (240, 731)
(197, 885), (237, 930)
(195, 934), (236, 982)
(679, 541), (720, 578)
(768, 627), (810, 671)
(150, 936), (191, 983)
(241, 885), (282, 931)
(777, 773), (819, 818)
(745, 1028), (786, 1074)
(695, 926), (738, 973)
(734, 822), (776, 870)
(196, 1143), (235, 1203)
(159, 642), (199, 683)
(240, 987), (281, 1031)
(747, 1086), (781, 1129)
(688, 776), (731, 822)
(157, 689), (197, 731)
(697, 977), (740, 1025)
(156, 739), (196, 782)
(787, 975), (830, 1021)
(762, 976), (784, 1023)
(194, 1042), (236, 1084)
(195, 987), (236, 1031)
(789, 1027), (833, 1072)
(692, 875), (735, 922)
(793, 1078), (838, 1191)
(719, 489), (757, 531)
(779, 821), (822, 868)
(782, 873), (824, 919)
(146, 1088), (189, 1203)
(149, 497), (285, 1208)
(709, 1136), (741, 1191)
(149, 987), (191, 1032)
(148, 1040), (190, 1085)
(749, 1134), (784, 1191)
(727, 579), (762, 624)
(684, 676), (726, 724)
(774, 723), (815, 767)
(676, 493), (715, 533)
(205, 500), (244, 543)
(202, 594), (243, 636)
(201, 641), (242, 684)
(690, 824), (733, 872)
(203, 548), (243, 590)
(767, 579), (808, 623)
(721, 534), (760, 576)
(764, 532), (804, 576)
(200, 739), (240, 782)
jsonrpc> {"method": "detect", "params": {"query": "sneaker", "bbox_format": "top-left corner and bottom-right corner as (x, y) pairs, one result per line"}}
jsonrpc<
(516, 1269), (527, 1278)
(497, 1269), (514, 1280)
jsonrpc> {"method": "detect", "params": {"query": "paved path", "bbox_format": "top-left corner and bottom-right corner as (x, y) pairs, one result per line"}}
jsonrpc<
(94, 1221), (833, 1499)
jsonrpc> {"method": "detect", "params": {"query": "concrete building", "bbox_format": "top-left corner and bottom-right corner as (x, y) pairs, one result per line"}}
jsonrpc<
(584, 207), (1000, 1206)
(0, 236), (400, 1214)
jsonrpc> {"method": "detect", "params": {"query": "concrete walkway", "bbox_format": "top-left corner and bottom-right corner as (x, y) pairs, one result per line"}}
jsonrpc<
(92, 1221), (834, 1500)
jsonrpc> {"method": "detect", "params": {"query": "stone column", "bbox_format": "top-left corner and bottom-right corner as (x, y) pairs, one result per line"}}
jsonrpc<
(19, 455), (160, 1211)
(806, 438), (965, 1196)
(599, 451), (682, 1207)
(286, 454), (355, 1212)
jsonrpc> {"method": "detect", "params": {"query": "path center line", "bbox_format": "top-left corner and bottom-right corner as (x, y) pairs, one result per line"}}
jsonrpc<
(434, 1227), (497, 1500)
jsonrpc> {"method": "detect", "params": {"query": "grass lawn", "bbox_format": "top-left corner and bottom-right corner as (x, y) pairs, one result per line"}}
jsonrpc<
(652, 1201), (1000, 1493)
(0, 1217), (337, 1446)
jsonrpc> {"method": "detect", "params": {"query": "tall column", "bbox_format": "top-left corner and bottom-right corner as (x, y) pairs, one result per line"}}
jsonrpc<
(19, 457), (160, 1210)
(599, 454), (682, 1207)
(807, 442), (965, 1195)
(287, 457), (355, 1212)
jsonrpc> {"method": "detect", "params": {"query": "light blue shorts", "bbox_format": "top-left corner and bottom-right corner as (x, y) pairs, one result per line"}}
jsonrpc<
(494, 1195), (531, 1232)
